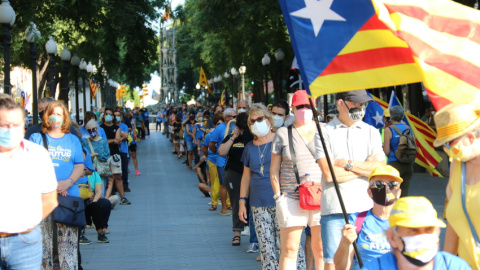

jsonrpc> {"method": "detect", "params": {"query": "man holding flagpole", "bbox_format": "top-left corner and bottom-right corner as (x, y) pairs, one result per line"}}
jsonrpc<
(315, 90), (386, 270)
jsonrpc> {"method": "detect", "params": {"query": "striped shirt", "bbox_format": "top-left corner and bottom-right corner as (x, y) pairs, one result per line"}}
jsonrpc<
(272, 126), (322, 200)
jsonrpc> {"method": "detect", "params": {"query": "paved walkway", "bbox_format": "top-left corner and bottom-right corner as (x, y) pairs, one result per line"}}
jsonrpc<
(80, 131), (449, 270)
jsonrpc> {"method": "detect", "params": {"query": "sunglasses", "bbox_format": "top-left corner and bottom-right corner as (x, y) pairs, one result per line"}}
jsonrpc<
(87, 128), (97, 132)
(227, 115), (237, 119)
(296, 105), (311, 110)
(250, 116), (265, 124)
(370, 181), (400, 190)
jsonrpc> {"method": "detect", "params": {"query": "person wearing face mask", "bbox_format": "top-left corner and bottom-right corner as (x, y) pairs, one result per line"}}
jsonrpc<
(114, 110), (132, 191)
(433, 103), (480, 269)
(169, 108), (177, 143)
(0, 94), (58, 270)
(237, 100), (249, 114)
(334, 165), (403, 270)
(270, 100), (290, 131)
(363, 196), (470, 269)
(271, 90), (318, 270)
(29, 101), (85, 269)
(80, 111), (107, 140)
(383, 106), (414, 197)
(185, 111), (197, 170)
(240, 104), (306, 269)
(315, 89), (386, 270)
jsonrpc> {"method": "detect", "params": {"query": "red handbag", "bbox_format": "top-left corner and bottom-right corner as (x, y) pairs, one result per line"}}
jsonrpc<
(288, 126), (322, 210)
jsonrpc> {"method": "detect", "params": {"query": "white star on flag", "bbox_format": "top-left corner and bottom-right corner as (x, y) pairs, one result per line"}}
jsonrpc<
(372, 111), (384, 126)
(290, 0), (346, 37)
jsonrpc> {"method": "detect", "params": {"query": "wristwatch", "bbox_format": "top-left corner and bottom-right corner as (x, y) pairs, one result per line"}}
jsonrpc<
(345, 160), (353, 171)
(273, 193), (282, 200)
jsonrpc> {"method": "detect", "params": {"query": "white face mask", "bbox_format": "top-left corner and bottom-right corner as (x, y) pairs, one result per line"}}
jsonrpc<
(0, 126), (24, 148)
(399, 233), (439, 266)
(251, 119), (270, 137)
(272, 115), (285, 128)
(238, 108), (247, 113)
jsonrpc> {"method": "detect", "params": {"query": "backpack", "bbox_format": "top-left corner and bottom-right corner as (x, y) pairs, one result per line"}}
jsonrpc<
(390, 125), (417, 163)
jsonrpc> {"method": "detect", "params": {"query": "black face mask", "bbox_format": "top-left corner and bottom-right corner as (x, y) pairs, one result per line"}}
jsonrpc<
(370, 186), (400, 206)
(344, 102), (366, 122)
(39, 111), (44, 120)
(189, 116), (195, 120)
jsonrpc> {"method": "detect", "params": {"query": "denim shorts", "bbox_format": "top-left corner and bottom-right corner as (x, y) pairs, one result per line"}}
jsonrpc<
(320, 213), (356, 264)
(185, 140), (195, 151)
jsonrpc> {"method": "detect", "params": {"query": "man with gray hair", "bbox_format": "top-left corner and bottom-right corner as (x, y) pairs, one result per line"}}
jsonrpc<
(236, 100), (248, 113)
(382, 105), (414, 196)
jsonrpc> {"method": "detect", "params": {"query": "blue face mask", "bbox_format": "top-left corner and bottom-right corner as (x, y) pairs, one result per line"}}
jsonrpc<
(105, 115), (113, 122)
(100, 113), (104, 119)
(89, 130), (97, 138)
(116, 116), (121, 122)
(0, 127), (24, 148)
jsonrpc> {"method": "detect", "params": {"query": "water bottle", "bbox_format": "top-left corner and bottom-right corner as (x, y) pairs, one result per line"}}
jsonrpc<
(305, 173), (310, 183)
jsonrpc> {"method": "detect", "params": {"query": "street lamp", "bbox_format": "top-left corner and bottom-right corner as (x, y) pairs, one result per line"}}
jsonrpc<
(275, 48), (285, 100)
(262, 53), (271, 105)
(79, 58), (87, 120)
(231, 67), (238, 99)
(196, 82), (200, 102)
(60, 46), (71, 105)
(0, 0), (16, 94)
(86, 61), (93, 110)
(239, 64), (246, 100)
(70, 54), (80, 124)
(25, 22), (40, 124)
(45, 36), (57, 97)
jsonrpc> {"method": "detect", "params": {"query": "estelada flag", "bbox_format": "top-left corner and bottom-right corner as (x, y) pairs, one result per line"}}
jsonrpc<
(89, 74), (98, 100)
(279, 0), (422, 97)
(372, 0), (480, 110)
(218, 89), (227, 107)
(199, 67), (213, 95)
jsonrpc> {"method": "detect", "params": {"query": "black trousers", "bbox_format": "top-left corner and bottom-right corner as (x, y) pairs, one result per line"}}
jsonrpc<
(144, 120), (150, 135)
(120, 152), (129, 189)
(388, 161), (414, 197)
(85, 198), (112, 230)
(225, 169), (245, 231)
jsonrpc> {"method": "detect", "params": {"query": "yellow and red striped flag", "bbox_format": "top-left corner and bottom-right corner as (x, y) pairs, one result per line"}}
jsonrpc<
(199, 67), (213, 95)
(89, 74), (98, 100)
(218, 89), (226, 107)
(370, 93), (443, 176)
(373, 0), (480, 110)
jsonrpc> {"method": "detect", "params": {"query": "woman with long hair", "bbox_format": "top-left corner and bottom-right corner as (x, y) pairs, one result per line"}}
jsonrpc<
(29, 101), (85, 269)
(172, 113), (183, 159)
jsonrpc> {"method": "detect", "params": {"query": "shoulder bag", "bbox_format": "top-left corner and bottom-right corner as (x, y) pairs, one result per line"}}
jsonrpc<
(288, 126), (322, 210)
(86, 138), (112, 177)
(40, 132), (87, 227)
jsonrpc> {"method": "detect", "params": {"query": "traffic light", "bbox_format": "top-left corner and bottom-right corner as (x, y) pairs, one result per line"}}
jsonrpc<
(116, 88), (121, 100)
(251, 81), (255, 85)
(119, 85), (127, 98)
(142, 84), (148, 97)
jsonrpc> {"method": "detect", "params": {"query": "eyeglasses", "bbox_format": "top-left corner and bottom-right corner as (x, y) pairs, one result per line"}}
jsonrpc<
(250, 116), (265, 124)
(385, 117), (391, 122)
(105, 113), (113, 116)
(87, 128), (97, 132)
(296, 105), (311, 110)
(370, 181), (400, 190)
(271, 111), (285, 117)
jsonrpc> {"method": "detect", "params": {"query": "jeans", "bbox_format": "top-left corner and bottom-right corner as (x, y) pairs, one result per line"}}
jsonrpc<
(156, 121), (162, 132)
(217, 166), (226, 186)
(320, 213), (356, 264)
(144, 120), (150, 135)
(0, 226), (42, 270)
(120, 152), (129, 189)
(249, 206), (258, 244)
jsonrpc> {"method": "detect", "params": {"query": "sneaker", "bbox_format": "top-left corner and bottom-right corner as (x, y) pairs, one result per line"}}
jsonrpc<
(124, 187), (131, 192)
(97, 232), (110, 243)
(120, 197), (131, 205)
(247, 243), (259, 253)
(241, 226), (250, 236)
(79, 235), (92, 245)
(135, 170), (141, 175)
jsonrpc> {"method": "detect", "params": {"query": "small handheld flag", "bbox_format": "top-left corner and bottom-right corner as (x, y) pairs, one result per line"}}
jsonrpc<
(199, 67), (213, 95)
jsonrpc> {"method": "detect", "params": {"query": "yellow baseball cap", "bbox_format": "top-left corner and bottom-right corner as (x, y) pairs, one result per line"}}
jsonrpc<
(383, 109), (390, 117)
(368, 165), (403, 184)
(389, 196), (446, 228)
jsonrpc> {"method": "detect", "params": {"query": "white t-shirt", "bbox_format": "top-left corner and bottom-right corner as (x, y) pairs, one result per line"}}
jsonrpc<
(0, 140), (58, 233)
(315, 117), (384, 215)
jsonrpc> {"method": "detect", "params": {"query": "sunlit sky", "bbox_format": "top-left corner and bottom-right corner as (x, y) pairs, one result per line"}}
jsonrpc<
(144, 0), (185, 106)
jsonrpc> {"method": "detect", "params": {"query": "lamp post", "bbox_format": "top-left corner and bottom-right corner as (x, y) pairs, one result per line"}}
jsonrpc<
(275, 48), (285, 100)
(45, 36), (57, 98)
(239, 64), (246, 100)
(224, 72), (230, 105)
(25, 22), (40, 124)
(79, 59), (87, 119)
(262, 53), (271, 105)
(196, 82), (200, 102)
(60, 46), (71, 104)
(86, 61), (93, 110)
(70, 54), (80, 124)
(0, 0), (15, 94)
(230, 67), (238, 99)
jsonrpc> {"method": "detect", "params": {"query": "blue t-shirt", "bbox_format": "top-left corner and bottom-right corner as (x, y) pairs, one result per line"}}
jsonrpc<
(162, 110), (168, 122)
(241, 141), (275, 207)
(210, 122), (227, 167)
(78, 147), (94, 185)
(351, 210), (391, 270)
(118, 122), (129, 153)
(156, 113), (162, 122)
(135, 115), (143, 127)
(195, 123), (205, 141)
(29, 133), (84, 197)
(388, 123), (409, 163)
(203, 132), (216, 164)
(362, 251), (471, 270)
(184, 122), (195, 142)
(79, 125), (107, 141)
(182, 114), (187, 121)
(143, 111), (149, 121)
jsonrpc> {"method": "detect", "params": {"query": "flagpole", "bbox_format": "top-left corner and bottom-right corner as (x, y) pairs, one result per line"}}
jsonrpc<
(308, 97), (364, 268)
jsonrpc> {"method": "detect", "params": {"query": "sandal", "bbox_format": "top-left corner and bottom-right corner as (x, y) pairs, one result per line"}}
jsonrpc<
(232, 236), (241, 246)
(209, 205), (217, 211)
(227, 205), (233, 210)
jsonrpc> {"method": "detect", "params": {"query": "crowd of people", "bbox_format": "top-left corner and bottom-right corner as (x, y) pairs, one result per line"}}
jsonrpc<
(1, 88), (480, 270)
(155, 89), (478, 270)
